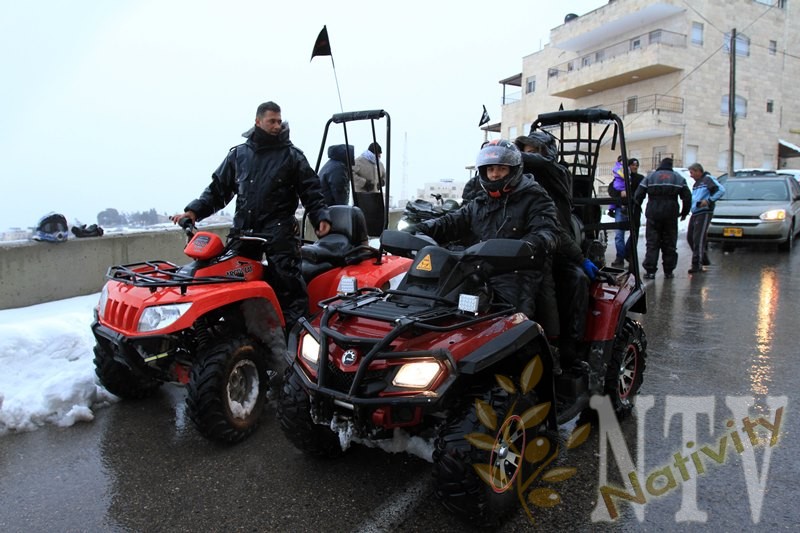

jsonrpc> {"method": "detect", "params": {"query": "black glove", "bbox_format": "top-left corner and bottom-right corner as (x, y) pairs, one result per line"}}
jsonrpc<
(607, 208), (616, 218)
(363, 180), (375, 192)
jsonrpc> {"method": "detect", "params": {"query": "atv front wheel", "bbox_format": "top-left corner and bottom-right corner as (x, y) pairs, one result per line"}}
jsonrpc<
(432, 386), (542, 527)
(186, 336), (268, 443)
(93, 343), (161, 399)
(277, 366), (343, 458)
(605, 318), (647, 418)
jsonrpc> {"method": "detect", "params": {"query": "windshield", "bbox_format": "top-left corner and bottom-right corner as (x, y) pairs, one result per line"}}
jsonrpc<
(720, 179), (788, 201)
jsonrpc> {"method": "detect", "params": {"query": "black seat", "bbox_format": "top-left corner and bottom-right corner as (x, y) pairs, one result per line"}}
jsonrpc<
(301, 206), (375, 281)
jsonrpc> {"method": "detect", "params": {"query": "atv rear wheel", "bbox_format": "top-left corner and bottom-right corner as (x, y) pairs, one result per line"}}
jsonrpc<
(432, 386), (542, 527)
(605, 318), (647, 418)
(277, 366), (343, 458)
(186, 336), (268, 443)
(93, 343), (161, 399)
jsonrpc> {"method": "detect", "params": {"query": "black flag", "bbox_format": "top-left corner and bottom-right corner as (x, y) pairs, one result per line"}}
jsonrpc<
(478, 105), (490, 127)
(310, 26), (332, 61)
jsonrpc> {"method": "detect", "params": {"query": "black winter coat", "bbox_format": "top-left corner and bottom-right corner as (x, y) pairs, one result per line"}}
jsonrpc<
(633, 167), (692, 222)
(418, 174), (559, 258)
(186, 124), (330, 241)
(319, 144), (354, 206)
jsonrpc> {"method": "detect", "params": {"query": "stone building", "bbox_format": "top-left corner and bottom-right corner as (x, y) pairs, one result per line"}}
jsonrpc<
(497, 0), (799, 175)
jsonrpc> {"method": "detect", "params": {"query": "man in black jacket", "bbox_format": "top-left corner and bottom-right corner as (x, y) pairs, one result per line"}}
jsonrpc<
(172, 101), (331, 331)
(633, 157), (691, 279)
(319, 144), (354, 206)
(515, 131), (597, 368)
(416, 139), (559, 325)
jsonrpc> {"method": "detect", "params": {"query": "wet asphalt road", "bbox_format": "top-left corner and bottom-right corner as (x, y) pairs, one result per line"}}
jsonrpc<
(1, 235), (799, 532)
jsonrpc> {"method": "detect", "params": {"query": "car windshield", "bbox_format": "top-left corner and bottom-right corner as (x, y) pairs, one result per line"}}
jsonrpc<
(721, 179), (789, 201)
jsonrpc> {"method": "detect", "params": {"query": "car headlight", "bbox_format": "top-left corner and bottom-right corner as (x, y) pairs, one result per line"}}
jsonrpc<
(97, 285), (109, 320)
(137, 303), (192, 332)
(300, 334), (320, 365)
(397, 219), (410, 231)
(393, 361), (442, 389)
(760, 209), (786, 221)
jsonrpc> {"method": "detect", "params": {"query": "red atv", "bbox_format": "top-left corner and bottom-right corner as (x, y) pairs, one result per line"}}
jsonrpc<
(91, 110), (414, 443)
(277, 109), (648, 524)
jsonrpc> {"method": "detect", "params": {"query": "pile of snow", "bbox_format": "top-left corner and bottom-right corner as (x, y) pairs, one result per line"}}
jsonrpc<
(0, 294), (116, 434)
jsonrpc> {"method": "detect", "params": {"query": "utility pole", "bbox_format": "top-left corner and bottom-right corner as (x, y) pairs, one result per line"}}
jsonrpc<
(728, 28), (737, 177)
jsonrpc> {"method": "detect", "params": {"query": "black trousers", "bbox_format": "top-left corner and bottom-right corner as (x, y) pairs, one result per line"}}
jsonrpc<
(236, 238), (307, 332)
(642, 218), (679, 274)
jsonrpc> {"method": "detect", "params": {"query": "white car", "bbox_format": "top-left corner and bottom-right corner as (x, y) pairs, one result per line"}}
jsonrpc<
(777, 169), (800, 183)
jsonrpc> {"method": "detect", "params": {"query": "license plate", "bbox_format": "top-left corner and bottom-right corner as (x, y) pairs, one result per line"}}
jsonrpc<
(723, 227), (743, 237)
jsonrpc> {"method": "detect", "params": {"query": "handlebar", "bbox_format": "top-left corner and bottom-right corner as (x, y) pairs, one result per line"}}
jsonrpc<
(178, 217), (195, 238)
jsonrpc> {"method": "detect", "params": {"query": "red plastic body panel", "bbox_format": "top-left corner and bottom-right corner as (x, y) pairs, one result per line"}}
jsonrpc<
(98, 256), (280, 336)
(584, 273), (636, 342)
(306, 255), (412, 311)
(183, 232), (225, 260)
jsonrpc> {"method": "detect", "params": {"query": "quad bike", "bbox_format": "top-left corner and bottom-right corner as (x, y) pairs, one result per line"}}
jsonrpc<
(397, 193), (461, 231)
(277, 109), (648, 524)
(92, 110), (415, 444)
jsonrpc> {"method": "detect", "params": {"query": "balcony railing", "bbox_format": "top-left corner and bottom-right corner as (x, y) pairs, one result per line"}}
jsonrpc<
(502, 91), (521, 105)
(590, 94), (684, 116)
(547, 29), (686, 79)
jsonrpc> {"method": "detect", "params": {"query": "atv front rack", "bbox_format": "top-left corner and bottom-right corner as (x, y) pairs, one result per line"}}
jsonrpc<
(293, 289), (517, 403)
(106, 260), (246, 294)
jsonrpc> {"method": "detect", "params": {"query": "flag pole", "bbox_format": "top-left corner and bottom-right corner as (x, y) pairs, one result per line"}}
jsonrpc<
(329, 56), (344, 113)
(311, 26), (344, 113)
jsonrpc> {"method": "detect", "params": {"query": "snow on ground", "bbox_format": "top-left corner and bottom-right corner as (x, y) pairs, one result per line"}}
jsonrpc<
(0, 294), (117, 434)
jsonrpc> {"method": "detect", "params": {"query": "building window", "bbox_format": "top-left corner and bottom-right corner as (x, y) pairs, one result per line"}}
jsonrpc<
(508, 126), (518, 140)
(691, 22), (704, 45)
(522, 122), (531, 136)
(630, 38), (642, 50)
(723, 32), (750, 56)
(595, 50), (605, 62)
(649, 30), (662, 44)
(548, 68), (559, 78)
(626, 96), (638, 115)
(721, 95), (748, 118)
(769, 40), (777, 55)
(767, 100), (774, 113)
(526, 76), (536, 94)
(582, 56), (592, 67)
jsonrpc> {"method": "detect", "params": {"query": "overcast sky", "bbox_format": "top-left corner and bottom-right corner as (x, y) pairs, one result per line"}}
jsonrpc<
(0, 0), (603, 231)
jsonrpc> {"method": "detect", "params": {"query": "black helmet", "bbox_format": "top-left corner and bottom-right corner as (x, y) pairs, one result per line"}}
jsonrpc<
(514, 130), (558, 160)
(476, 139), (523, 197)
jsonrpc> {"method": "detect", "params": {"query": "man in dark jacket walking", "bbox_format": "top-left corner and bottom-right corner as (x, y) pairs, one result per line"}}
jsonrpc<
(633, 157), (691, 279)
(171, 101), (331, 331)
(319, 144), (354, 206)
(415, 139), (560, 326)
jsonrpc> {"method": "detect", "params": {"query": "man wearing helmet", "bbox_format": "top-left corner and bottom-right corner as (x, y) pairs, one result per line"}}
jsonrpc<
(414, 140), (560, 326)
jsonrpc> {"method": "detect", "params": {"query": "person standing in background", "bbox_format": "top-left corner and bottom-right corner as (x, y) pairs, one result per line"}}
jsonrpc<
(352, 142), (385, 193)
(633, 157), (692, 279)
(319, 144), (354, 206)
(687, 162), (725, 274)
(608, 157), (645, 268)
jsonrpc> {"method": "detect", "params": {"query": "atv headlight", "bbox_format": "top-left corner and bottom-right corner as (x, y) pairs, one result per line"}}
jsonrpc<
(137, 303), (192, 332)
(397, 219), (410, 231)
(97, 285), (109, 320)
(300, 334), (321, 365)
(760, 209), (786, 221)
(393, 361), (441, 389)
